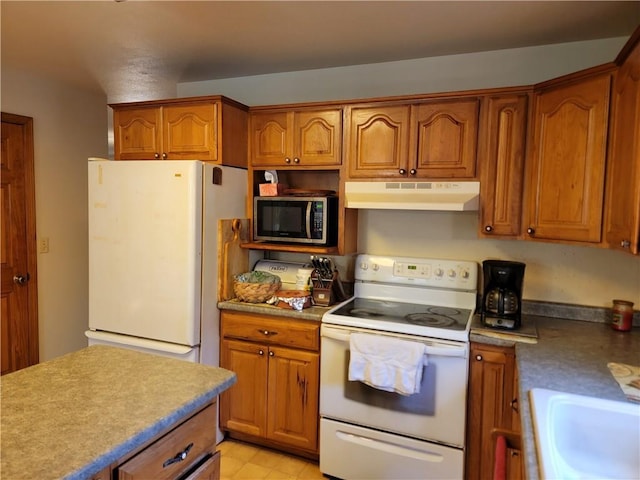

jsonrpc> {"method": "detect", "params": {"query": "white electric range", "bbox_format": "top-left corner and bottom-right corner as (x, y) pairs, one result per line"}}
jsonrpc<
(320, 254), (478, 480)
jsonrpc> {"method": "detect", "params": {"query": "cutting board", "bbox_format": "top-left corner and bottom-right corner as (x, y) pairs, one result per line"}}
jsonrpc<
(218, 218), (250, 301)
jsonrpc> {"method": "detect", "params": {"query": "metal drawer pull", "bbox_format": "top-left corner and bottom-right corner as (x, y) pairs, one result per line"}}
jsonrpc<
(259, 329), (277, 336)
(163, 442), (193, 468)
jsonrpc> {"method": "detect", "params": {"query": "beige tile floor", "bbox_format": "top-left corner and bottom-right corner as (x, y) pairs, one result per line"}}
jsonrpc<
(219, 439), (325, 480)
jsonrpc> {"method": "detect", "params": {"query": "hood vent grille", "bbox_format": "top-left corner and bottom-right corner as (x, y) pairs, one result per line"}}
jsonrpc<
(345, 181), (480, 211)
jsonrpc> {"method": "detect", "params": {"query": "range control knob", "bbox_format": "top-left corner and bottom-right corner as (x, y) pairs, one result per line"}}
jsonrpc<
(360, 262), (368, 271)
(448, 270), (456, 278)
(372, 263), (380, 271)
(435, 268), (444, 277)
(461, 270), (470, 279)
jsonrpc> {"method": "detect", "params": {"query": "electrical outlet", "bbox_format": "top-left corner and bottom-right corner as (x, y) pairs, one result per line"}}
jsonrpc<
(39, 237), (49, 253)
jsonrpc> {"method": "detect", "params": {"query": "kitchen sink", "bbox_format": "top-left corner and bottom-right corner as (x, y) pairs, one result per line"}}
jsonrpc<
(529, 388), (640, 480)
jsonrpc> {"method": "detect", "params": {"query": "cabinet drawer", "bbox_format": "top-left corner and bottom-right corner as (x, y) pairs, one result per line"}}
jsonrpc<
(182, 450), (220, 480)
(221, 311), (320, 351)
(118, 403), (217, 480)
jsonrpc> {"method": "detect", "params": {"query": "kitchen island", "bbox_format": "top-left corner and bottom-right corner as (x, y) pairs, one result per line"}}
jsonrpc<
(0, 345), (236, 480)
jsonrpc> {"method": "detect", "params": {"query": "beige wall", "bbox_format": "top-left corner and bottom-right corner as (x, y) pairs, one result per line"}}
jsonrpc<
(179, 36), (640, 309)
(1, 68), (108, 361)
(178, 37), (627, 105)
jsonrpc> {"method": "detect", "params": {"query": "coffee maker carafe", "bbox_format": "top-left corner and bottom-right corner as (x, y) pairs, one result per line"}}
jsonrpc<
(481, 260), (526, 330)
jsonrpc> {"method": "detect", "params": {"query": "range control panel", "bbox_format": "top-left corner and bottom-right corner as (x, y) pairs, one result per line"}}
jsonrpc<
(355, 254), (478, 291)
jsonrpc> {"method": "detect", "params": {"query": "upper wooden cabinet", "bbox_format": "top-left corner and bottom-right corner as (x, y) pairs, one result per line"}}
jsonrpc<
(111, 96), (249, 168)
(478, 93), (529, 237)
(346, 104), (411, 178)
(604, 31), (640, 255)
(346, 98), (479, 179)
(412, 98), (479, 178)
(250, 108), (342, 167)
(524, 70), (612, 244)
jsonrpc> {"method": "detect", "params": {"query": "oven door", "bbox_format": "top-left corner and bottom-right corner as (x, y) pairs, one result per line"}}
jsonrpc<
(319, 323), (469, 447)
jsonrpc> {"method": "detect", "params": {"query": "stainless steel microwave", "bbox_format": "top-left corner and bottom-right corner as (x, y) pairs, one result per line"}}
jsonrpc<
(253, 196), (339, 246)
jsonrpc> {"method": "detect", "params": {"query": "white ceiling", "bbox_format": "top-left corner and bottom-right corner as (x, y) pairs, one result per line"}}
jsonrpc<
(2, 1), (639, 102)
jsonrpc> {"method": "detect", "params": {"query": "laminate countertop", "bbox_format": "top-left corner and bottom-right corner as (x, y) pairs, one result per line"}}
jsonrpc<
(0, 345), (236, 480)
(473, 315), (640, 480)
(218, 298), (328, 321)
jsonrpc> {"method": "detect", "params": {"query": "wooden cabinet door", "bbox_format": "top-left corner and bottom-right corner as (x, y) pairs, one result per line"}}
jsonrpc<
(220, 339), (268, 438)
(525, 74), (611, 243)
(466, 343), (516, 480)
(347, 105), (411, 178)
(294, 109), (342, 166)
(604, 37), (640, 254)
(162, 103), (218, 161)
(113, 107), (162, 160)
(250, 111), (291, 167)
(412, 98), (479, 178)
(478, 94), (529, 237)
(266, 346), (319, 452)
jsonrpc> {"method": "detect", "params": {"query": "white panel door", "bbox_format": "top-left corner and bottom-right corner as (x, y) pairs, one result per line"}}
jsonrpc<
(88, 160), (201, 346)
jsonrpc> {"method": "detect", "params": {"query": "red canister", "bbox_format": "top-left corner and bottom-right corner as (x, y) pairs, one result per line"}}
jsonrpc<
(612, 300), (634, 332)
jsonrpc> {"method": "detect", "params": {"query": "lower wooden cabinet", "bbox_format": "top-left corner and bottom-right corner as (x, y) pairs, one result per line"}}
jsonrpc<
(220, 311), (320, 456)
(117, 403), (219, 479)
(466, 343), (522, 480)
(93, 401), (220, 480)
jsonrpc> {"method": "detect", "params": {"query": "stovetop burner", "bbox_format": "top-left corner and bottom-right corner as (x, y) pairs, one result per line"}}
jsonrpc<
(405, 312), (457, 327)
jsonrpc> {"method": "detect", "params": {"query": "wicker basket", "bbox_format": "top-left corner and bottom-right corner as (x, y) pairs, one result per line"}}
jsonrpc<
(233, 271), (282, 303)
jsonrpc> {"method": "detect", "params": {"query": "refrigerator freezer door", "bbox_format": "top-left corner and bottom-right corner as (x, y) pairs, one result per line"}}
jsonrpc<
(89, 161), (202, 346)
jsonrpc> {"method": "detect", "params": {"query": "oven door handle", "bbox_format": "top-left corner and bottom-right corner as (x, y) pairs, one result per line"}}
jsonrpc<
(321, 326), (468, 358)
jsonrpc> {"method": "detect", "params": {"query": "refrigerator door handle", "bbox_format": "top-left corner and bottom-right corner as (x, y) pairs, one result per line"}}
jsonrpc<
(85, 330), (195, 355)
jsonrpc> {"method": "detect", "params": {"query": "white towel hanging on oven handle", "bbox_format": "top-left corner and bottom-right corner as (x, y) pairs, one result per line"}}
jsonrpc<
(348, 332), (427, 396)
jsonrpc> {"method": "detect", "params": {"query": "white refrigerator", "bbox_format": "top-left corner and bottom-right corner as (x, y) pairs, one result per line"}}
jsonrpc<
(85, 159), (247, 366)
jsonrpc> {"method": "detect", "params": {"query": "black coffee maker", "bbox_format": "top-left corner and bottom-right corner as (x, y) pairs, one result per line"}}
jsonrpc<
(481, 260), (526, 330)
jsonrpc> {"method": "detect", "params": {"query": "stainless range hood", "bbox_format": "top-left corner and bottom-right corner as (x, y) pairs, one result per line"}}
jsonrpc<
(344, 181), (480, 211)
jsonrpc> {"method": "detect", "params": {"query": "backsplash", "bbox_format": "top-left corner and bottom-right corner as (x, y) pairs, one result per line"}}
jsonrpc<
(522, 299), (640, 327)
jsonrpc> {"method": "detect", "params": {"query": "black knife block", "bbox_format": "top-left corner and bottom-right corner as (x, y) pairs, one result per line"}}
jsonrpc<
(311, 270), (348, 306)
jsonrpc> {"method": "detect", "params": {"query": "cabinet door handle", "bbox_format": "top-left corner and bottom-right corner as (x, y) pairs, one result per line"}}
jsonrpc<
(409, 169), (416, 175)
(162, 442), (193, 468)
(154, 153), (160, 159)
(269, 350), (274, 357)
(475, 355), (483, 361)
(285, 157), (291, 164)
(527, 227), (535, 236)
(162, 152), (168, 160)
(484, 225), (493, 233)
(399, 169), (406, 175)
(258, 349), (264, 356)
(511, 398), (519, 413)
(293, 157), (300, 164)
(621, 240), (631, 248)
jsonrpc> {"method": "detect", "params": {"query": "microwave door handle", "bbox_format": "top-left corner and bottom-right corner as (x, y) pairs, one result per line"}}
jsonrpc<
(321, 326), (468, 358)
(305, 201), (312, 239)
